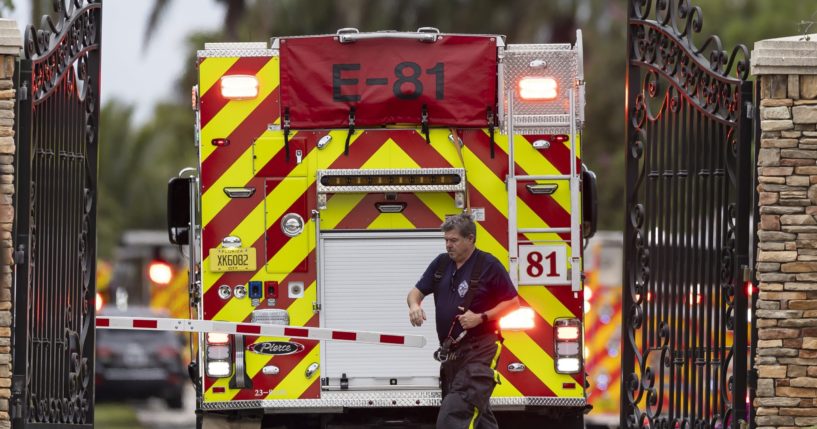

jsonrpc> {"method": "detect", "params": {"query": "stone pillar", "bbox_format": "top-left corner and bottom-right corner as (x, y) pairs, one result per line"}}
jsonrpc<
(752, 34), (817, 429)
(0, 19), (20, 429)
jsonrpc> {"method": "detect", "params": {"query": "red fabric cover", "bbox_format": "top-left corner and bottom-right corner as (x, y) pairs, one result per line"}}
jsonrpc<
(280, 34), (497, 128)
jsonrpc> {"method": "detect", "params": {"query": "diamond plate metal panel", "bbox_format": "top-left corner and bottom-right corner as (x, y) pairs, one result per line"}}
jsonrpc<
(500, 44), (584, 135)
(198, 49), (278, 58)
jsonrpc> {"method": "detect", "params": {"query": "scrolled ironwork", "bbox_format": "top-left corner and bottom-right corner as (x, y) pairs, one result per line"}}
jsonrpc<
(24, 0), (101, 103)
(12, 0), (101, 427)
(629, 0), (750, 125)
(624, 2), (754, 429)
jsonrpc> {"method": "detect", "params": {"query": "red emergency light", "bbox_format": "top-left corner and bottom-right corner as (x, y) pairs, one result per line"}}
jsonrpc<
(220, 75), (259, 100)
(148, 260), (173, 286)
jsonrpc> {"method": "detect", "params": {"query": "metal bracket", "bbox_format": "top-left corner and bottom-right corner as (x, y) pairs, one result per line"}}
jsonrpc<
(13, 244), (25, 265)
(313, 302), (322, 313)
(18, 81), (27, 101)
(741, 265), (752, 283)
(10, 375), (25, 419)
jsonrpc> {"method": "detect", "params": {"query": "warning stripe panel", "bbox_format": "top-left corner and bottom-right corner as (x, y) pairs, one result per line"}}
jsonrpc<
(200, 57), (280, 164)
(207, 285), (319, 399)
(196, 55), (585, 404)
(200, 88), (281, 195)
(199, 56), (273, 129)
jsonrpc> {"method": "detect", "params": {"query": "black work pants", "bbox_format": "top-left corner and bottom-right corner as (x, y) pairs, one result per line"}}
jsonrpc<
(438, 333), (502, 429)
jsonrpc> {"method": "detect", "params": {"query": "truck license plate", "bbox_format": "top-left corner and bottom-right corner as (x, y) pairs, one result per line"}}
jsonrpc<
(210, 247), (257, 272)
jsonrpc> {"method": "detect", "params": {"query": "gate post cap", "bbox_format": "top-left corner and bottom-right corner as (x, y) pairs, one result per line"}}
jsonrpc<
(752, 34), (817, 75)
(0, 19), (21, 55)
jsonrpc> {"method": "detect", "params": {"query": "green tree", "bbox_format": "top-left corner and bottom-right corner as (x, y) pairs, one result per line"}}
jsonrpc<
(96, 0), (817, 254)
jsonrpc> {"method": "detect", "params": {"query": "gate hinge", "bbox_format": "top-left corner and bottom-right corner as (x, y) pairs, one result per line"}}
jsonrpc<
(312, 302), (321, 313)
(18, 82), (28, 101)
(10, 374), (25, 419)
(748, 368), (758, 389)
(13, 244), (25, 265)
(742, 265), (752, 283)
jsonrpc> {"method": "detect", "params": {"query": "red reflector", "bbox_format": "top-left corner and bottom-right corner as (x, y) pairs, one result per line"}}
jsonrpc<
(236, 324), (261, 335)
(284, 327), (309, 337)
(332, 331), (356, 341)
(554, 134), (569, 142)
(133, 319), (158, 329)
(211, 138), (230, 147)
(96, 318), (110, 327)
(563, 382), (576, 389)
(380, 335), (404, 345)
(213, 387), (226, 393)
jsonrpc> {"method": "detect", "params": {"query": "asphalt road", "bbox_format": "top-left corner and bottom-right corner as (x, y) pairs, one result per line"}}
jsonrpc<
(134, 385), (197, 429)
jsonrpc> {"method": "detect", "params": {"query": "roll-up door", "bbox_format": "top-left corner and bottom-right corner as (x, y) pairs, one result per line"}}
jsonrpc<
(320, 231), (443, 390)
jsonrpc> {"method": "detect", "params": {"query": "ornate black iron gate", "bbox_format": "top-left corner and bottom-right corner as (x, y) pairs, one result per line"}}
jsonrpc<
(11, 1), (101, 427)
(623, 2), (755, 429)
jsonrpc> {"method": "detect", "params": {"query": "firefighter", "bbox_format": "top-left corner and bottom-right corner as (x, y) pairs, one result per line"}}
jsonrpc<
(407, 213), (520, 429)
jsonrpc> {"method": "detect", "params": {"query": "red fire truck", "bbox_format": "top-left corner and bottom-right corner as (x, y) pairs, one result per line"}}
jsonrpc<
(168, 28), (596, 428)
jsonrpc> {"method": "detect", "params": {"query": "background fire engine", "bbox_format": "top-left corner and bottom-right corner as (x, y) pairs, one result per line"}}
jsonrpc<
(168, 28), (597, 428)
(584, 231), (624, 429)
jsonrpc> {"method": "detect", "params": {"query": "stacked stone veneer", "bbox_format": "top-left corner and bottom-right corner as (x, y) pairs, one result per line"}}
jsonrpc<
(753, 35), (817, 429)
(0, 19), (19, 429)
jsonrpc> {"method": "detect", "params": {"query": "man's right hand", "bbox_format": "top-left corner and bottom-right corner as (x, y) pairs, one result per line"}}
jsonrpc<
(409, 305), (426, 327)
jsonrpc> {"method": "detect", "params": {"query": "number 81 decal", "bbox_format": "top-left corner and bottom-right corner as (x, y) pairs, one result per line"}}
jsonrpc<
(519, 245), (568, 285)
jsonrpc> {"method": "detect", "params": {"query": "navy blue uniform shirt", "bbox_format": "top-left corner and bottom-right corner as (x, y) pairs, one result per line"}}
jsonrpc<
(415, 249), (517, 343)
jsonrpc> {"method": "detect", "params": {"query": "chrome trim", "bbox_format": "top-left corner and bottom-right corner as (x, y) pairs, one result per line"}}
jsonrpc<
(223, 187), (256, 198)
(281, 213), (305, 237)
(251, 309), (290, 325)
(222, 236), (242, 248)
(317, 134), (332, 149)
(217, 285), (232, 300)
(376, 203), (406, 214)
(339, 32), (438, 43)
(532, 139), (551, 149)
(526, 184), (558, 195)
(232, 335), (248, 388)
(316, 168), (465, 195)
(305, 362), (319, 379)
(262, 366), (280, 375)
(508, 362), (526, 372)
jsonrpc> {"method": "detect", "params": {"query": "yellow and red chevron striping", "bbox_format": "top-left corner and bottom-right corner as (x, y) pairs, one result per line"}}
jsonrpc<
(200, 55), (583, 403)
(496, 346), (557, 396)
(200, 91), (280, 193)
(199, 57), (276, 129)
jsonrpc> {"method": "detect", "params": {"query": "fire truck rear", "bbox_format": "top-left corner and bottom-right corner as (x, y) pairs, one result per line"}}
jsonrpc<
(168, 28), (596, 428)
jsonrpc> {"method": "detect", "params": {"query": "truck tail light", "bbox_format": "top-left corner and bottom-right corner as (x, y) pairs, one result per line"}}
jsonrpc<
(206, 361), (232, 378)
(148, 260), (173, 285)
(554, 318), (582, 374)
(205, 332), (233, 378)
(518, 77), (557, 100)
(220, 75), (259, 99)
(499, 307), (535, 330)
(207, 332), (230, 344)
